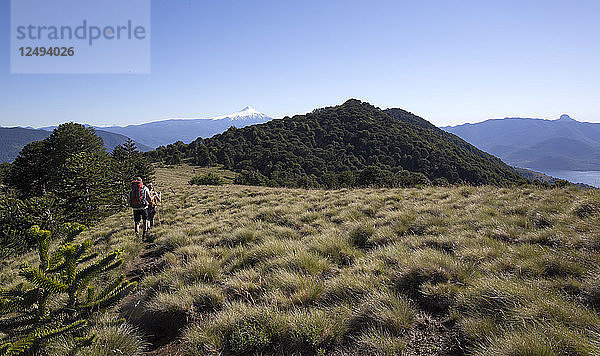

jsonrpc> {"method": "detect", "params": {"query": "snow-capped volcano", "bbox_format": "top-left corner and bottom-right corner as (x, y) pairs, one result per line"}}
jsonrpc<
(207, 106), (270, 121)
(163, 106), (269, 121)
(92, 107), (274, 148)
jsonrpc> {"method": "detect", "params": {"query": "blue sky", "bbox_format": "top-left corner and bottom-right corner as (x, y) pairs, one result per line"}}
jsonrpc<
(1, 0), (600, 127)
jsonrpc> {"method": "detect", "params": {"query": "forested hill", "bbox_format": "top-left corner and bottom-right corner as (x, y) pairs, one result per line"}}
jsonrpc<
(148, 99), (527, 187)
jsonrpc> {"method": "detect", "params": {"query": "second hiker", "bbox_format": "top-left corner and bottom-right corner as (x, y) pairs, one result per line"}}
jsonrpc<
(147, 183), (162, 232)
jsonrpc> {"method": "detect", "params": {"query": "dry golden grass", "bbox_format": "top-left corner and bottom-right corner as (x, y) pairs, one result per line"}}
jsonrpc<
(126, 166), (600, 355)
(3, 164), (600, 355)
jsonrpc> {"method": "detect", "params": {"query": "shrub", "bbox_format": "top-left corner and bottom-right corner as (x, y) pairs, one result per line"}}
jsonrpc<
(234, 170), (268, 186)
(229, 319), (273, 355)
(189, 172), (226, 186)
(0, 224), (136, 355)
(0, 196), (61, 256)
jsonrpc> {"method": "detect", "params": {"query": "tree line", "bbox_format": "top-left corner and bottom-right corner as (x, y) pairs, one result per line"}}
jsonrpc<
(147, 99), (528, 188)
(0, 123), (153, 255)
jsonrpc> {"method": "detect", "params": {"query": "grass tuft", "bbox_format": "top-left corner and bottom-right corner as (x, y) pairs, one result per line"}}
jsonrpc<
(348, 223), (376, 247)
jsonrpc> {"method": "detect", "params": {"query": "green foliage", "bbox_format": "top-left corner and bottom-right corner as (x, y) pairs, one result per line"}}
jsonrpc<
(7, 123), (105, 198)
(189, 172), (225, 186)
(229, 319), (273, 355)
(5, 123), (120, 226)
(0, 196), (61, 256)
(145, 141), (186, 166)
(56, 152), (121, 224)
(0, 224), (136, 356)
(0, 163), (10, 186)
(1, 124), (155, 255)
(112, 138), (155, 197)
(234, 170), (269, 186)
(5, 140), (49, 197)
(149, 99), (527, 188)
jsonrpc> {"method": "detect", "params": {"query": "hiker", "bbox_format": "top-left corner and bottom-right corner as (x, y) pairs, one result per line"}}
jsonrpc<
(129, 177), (151, 240)
(147, 183), (162, 231)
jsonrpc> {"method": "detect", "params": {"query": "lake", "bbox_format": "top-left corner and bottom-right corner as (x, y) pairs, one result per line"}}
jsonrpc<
(544, 170), (600, 188)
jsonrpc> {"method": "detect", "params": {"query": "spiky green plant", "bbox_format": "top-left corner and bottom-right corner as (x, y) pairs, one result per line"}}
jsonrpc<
(0, 223), (136, 356)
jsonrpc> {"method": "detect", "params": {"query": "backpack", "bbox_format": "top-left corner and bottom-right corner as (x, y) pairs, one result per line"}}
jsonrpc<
(129, 180), (147, 209)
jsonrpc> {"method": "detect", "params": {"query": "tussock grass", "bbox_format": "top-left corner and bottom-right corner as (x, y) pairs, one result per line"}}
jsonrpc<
(345, 289), (417, 336)
(583, 271), (600, 308)
(47, 322), (147, 356)
(5, 165), (600, 354)
(471, 323), (600, 356)
(353, 327), (407, 355)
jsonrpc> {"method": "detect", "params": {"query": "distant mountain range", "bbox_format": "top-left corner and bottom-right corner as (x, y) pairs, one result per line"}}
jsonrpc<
(443, 114), (600, 171)
(2, 106), (273, 164)
(80, 106), (273, 149)
(0, 127), (151, 163)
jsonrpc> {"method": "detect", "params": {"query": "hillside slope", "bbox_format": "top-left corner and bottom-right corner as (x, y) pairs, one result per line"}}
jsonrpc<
(443, 115), (600, 171)
(3, 166), (599, 355)
(154, 100), (525, 186)
(0, 127), (49, 163)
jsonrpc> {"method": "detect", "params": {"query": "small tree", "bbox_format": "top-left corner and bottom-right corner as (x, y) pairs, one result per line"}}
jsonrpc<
(113, 139), (155, 202)
(56, 152), (121, 225)
(113, 139), (154, 182)
(0, 224), (136, 355)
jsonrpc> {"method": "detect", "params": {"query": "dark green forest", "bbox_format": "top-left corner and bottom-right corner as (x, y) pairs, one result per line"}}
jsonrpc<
(147, 99), (527, 188)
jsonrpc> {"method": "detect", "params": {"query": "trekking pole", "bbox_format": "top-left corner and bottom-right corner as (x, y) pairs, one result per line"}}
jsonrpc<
(157, 207), (162, 227)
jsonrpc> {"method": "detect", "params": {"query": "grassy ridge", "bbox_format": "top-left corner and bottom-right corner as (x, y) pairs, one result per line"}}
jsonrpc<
(134, 167), (599, 354)
(3, 165), (599, 355)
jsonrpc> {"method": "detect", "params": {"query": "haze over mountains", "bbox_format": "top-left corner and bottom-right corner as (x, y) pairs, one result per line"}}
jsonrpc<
(87, 106), (273, 149)
(5, 103), (600, 183)
(0, 127), (151, 163)
(443, 115), (600, 171)
(1, 106), (273, 163)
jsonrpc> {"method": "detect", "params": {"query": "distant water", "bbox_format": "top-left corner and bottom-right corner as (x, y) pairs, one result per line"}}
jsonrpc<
(544, 170), (600, 188)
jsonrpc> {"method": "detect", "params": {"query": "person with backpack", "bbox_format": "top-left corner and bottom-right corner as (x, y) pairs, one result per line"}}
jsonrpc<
(147, 183), (162, 232)
(129, 177), (151, 240)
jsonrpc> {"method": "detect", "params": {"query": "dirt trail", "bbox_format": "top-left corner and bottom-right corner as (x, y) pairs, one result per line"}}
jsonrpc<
(124, 239), (164, 283)
(122, 236), (178, 355)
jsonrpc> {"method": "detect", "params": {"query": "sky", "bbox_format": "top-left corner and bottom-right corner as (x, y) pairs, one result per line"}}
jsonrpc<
(1, 0), (600, 127)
